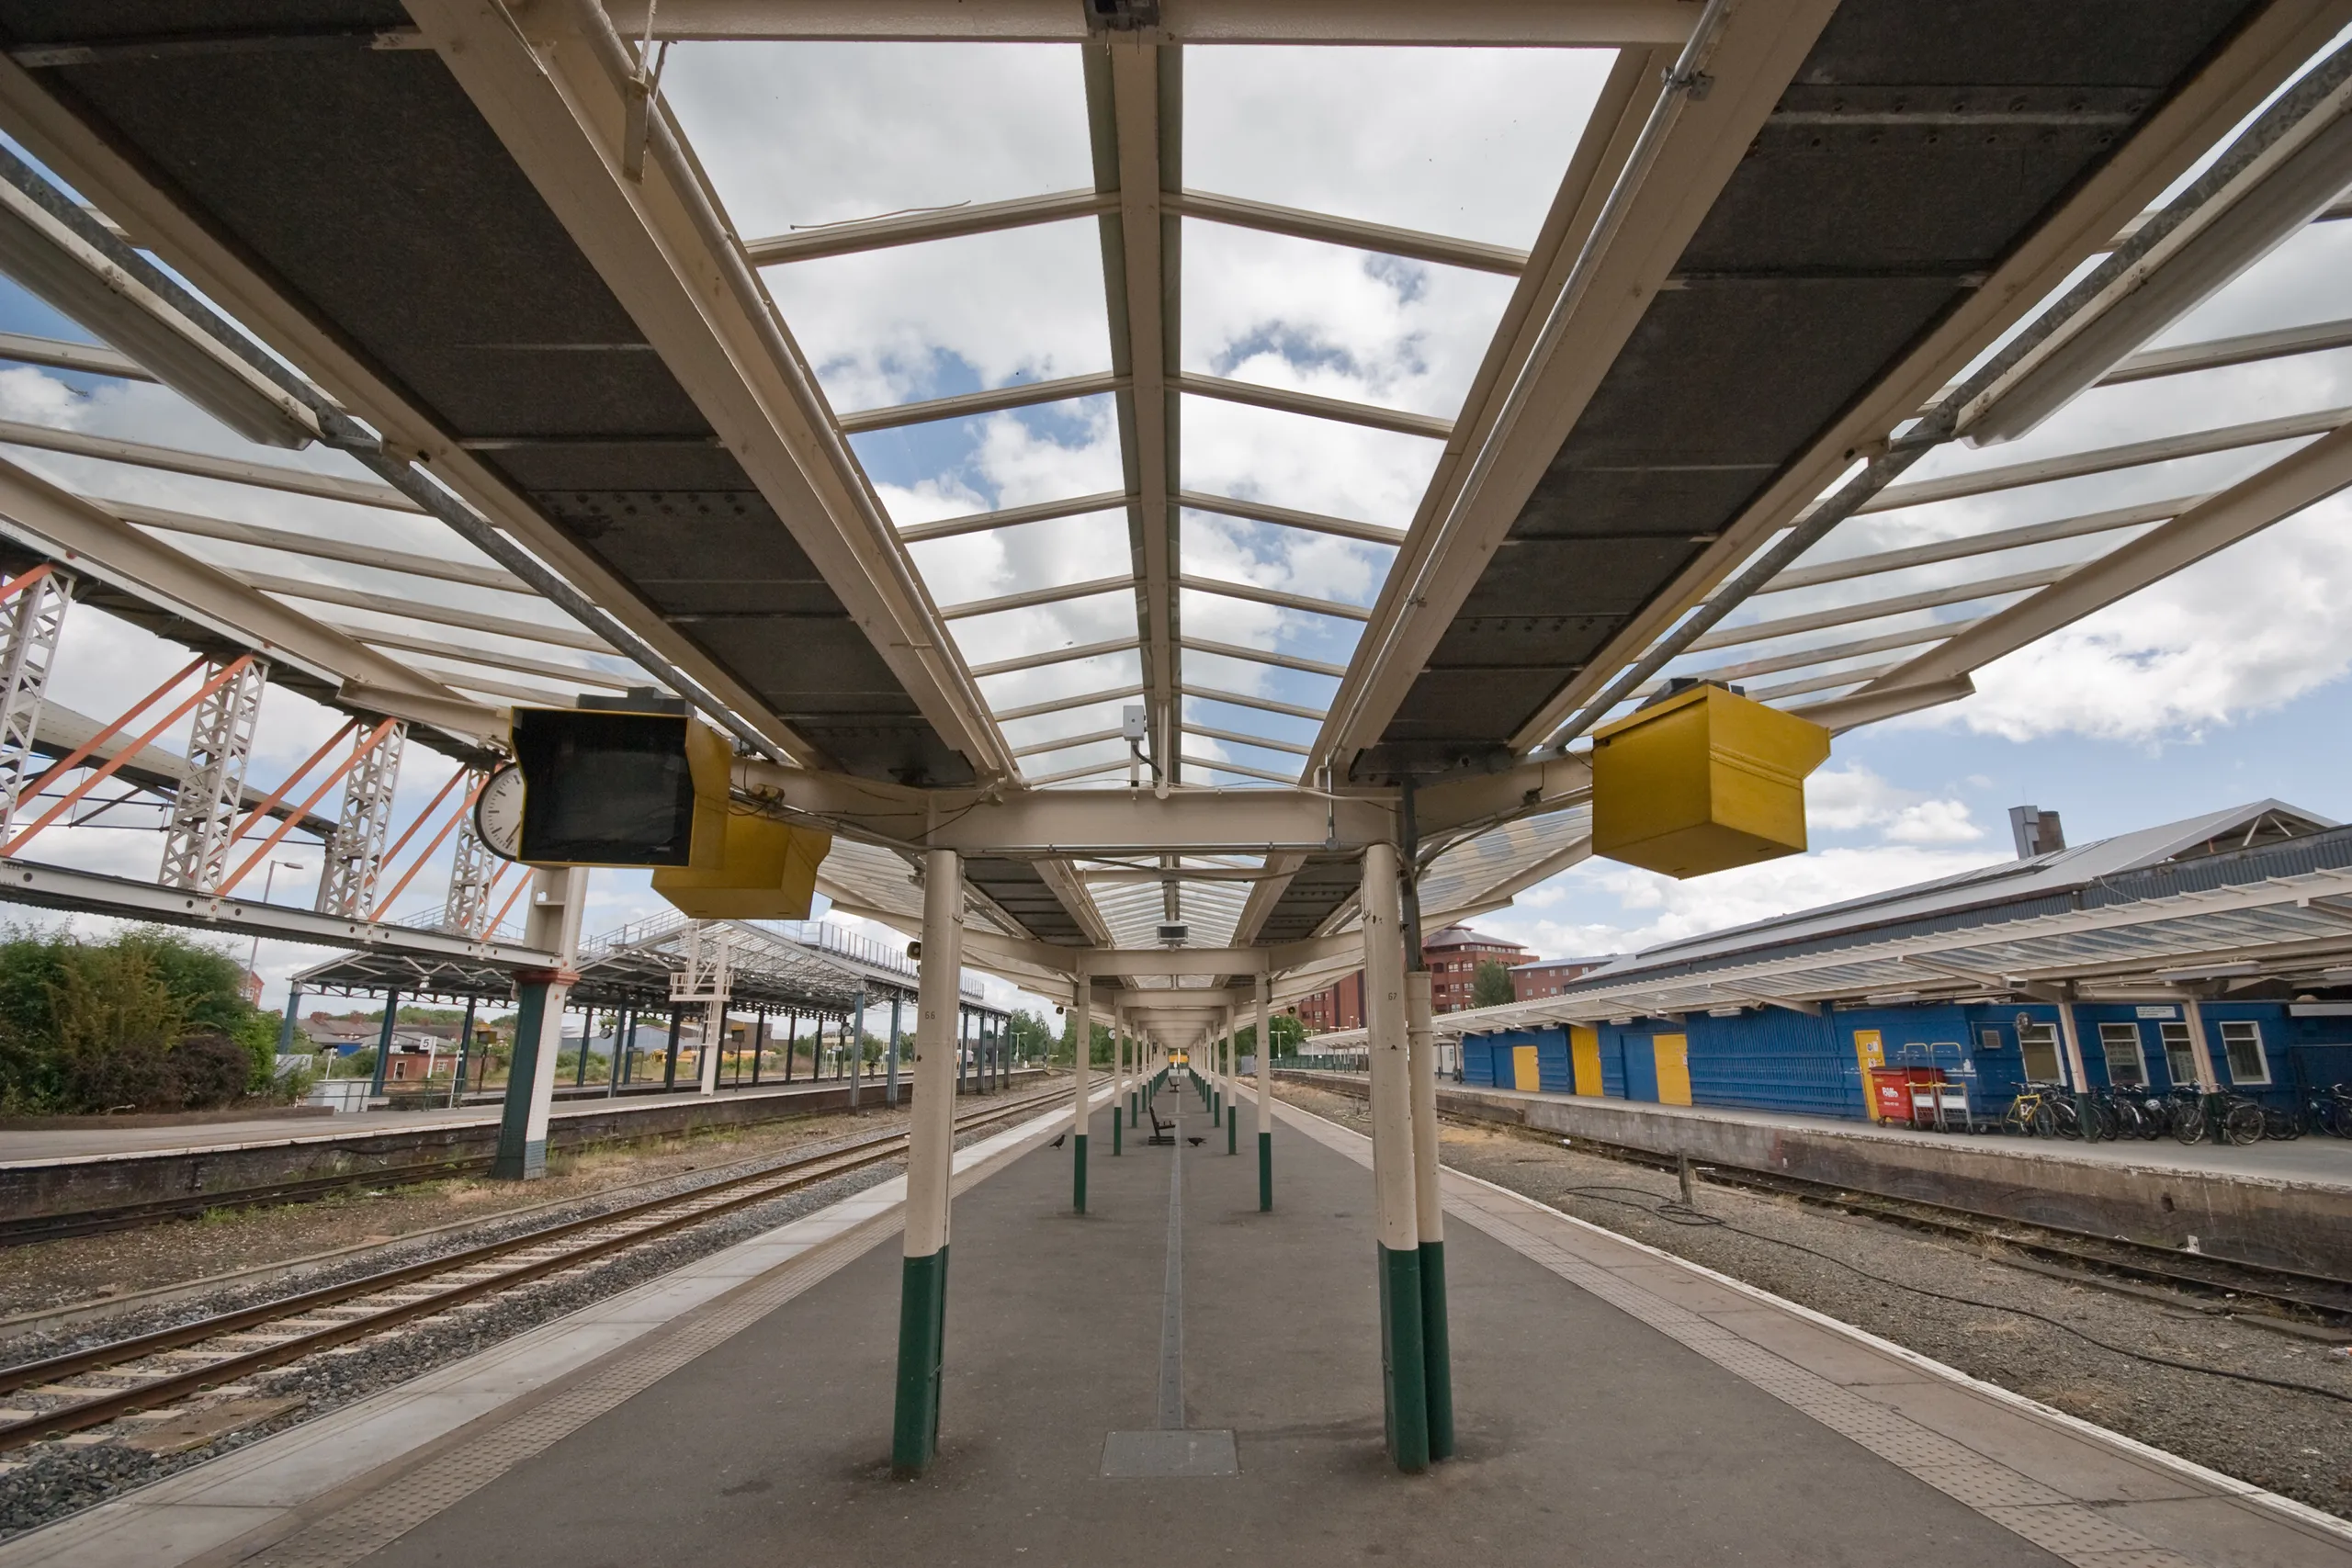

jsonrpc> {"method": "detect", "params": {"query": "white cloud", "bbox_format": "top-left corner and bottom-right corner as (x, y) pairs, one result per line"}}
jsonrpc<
(1804, 763), (1983, 844)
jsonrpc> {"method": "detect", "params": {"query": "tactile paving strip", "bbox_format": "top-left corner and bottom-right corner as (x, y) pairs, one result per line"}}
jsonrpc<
(1284, 1109), (2212, 1568)
(241, 1144), (1030, 1568)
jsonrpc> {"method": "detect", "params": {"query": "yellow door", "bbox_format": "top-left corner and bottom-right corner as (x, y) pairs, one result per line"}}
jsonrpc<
(1652, 1033), (1691, 1105)
(1569, 1025), (1602, 1096)
(1511, 1043), (1541, 1091)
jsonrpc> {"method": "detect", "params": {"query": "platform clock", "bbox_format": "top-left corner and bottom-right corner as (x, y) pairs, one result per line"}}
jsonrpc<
(473, 763), (525, 862)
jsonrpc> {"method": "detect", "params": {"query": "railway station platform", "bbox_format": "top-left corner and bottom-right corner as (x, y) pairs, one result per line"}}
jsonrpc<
(0, 1074), (1045, 1240)
(1290, 1072), (2352, 1283)
(8, 1089), (2346, 1568)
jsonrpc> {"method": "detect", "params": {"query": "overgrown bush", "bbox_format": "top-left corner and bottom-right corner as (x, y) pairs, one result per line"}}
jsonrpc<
(0, 925), (286, 1114)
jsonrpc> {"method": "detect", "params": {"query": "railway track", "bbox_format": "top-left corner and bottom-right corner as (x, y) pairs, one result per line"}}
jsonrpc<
(1280, 1076), (2352, 1331)
(0, 1088), (1067, 1454)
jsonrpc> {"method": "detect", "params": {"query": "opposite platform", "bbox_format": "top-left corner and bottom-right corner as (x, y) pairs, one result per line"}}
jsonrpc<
(15, 1084), (2339, 1568)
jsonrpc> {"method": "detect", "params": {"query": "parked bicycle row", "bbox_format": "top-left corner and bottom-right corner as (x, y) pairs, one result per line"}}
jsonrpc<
(1979, 1080), (2352, 1144)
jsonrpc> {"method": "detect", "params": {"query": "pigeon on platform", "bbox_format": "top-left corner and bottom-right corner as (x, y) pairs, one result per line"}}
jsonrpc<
(1049, 1133), (1068, 1148)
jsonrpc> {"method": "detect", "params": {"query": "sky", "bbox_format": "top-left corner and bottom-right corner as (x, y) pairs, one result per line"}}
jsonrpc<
(1, 40), (2350, 1027)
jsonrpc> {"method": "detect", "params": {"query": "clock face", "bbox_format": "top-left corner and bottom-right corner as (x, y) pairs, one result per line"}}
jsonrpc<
(474, 764), (525, 861)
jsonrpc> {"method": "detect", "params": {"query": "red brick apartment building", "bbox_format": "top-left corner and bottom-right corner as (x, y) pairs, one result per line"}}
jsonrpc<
(1511, 955), (1617, 1000)
(1294, 926), (1551, 1030)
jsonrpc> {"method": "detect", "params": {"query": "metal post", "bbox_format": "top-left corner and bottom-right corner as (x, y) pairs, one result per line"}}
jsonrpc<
(1256, 969), (1274, 1211)
(0, 566), (72, 839)
(1405, 970), (1453, 1460)
(452, 993), (477, 1108)
(850, 986), (865, 1110)
(662, 1005), (682, 1091)
(784, 1009), (797, 1082)
(368, 987), (401, 1099)
(1111, 1009), (1124, 1157)
(887, 994), (902, 1106)
(752, 1006), (765, 1086)
(2180, 992), (2223, 1092)
(574, 1002), (590, 1087)
(2053, 993), (2096, 1138)
(892, 848), (962, 1474)
(278, 987), (303, 1058)
(1363, 840), (1428, 1472)
(315, 720), (404, 918)
(1069, 954), (1092, 1213)
(606, 1005), (625, 1096)
(158, 655), (268, 892)
(492, 865), (589, 1179)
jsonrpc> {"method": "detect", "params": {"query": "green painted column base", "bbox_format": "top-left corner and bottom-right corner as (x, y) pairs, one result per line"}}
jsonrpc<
(1377, 1243), (1430, 1472)
(487, 1138), (546, 1181)
(1258, 1131), (1272, 1211)
(1113, 1111), (1123, 1156)
(1073, 1132), (1089, 1213)
(1419, 1239), (1455, 1461)
(1227, 1110), (1237, 1155)
(890, 1246), (950, 1474)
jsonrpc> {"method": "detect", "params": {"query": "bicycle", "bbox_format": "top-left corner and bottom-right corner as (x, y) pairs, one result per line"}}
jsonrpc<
(2001, 1082), (2077, 1138)
(2089, 1087), (2158, 1140)
(2300, 1082), (2352, 1138)
(2165, 1086), (2265, 1145)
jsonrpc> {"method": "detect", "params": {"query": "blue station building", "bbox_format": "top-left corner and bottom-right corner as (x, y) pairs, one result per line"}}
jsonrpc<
(1440, 802), (2352, 1126)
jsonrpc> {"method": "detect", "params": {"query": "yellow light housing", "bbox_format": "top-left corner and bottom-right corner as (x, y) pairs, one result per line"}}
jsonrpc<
(1589, 682), (1830, 879)
(652, 809), (831, 921)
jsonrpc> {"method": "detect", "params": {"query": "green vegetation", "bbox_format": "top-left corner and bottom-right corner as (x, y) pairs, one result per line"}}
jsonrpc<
(1233, 1014), (1306, 1057)
(1472, 959), (1517, 1010)
(0, 925), (306, 1114)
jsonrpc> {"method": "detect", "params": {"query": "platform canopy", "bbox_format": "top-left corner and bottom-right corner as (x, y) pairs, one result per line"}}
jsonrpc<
(1, 0), (2349, 999)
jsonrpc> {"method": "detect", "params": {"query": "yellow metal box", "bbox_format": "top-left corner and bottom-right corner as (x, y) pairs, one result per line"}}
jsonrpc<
(1589, 682), (1829, 878)
(652, 810), (831, 920)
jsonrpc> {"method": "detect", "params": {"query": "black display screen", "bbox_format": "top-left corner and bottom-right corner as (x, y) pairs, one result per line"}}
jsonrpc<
(514, 710), (698, 866)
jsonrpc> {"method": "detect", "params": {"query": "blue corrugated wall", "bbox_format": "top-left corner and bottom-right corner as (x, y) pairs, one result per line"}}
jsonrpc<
(1458, 998), (2312, 1120)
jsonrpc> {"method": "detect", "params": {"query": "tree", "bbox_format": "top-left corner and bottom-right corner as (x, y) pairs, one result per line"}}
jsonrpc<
(1005, 1010), (1055, 1065)
(1233, 1014), (1305, 1058)
(1472, 959), (1517, 1009)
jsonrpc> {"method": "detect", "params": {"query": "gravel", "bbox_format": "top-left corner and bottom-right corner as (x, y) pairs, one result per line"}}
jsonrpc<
(0, 1101), (933, 1322)
(0, 1103), (1049, 1542)
(1280, 1082), (2352, 1522)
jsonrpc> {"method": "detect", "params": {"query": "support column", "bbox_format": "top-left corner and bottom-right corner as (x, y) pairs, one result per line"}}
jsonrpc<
(315, 721), (404, 918)
(887, 993), (903, 1106)
(1406, 970), (1454, 1460)
(606, 1004), (625, 1096)
(2179, 992), (2223, 1092)
(277, 987), (303, 1058)
(1363, 840), (1428, 1472)
(2053, 992), (2096, 1137)
(662, 1006), (682, 1091)
(368, 987), (401, 1099)
(849, 986), (865, 1110)
(751, 1007), (765, 1087)
(1111, 1009), (1124, 1157)
(1256, 969), (1273, 1211)
(0, 565), (73, 839)
(452, 994), (477, 1109)
(158, 655), (267, 892)
(1069, 953), (1092, 1213)
(892, 848), (962, 1474)
(492, 865), (589, 1179)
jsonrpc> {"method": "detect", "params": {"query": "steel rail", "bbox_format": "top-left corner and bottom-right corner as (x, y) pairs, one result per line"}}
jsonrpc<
(0, 1088), (1065, 1450)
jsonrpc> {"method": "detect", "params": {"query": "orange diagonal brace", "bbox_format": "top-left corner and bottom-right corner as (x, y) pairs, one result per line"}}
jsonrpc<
(226, 718), (357, 847)
(12, 652), (207, 810)
(220, 716), (401, 896)
(374, 763), (469, 874)
(0, 562), (52, 606)
(3, 654), (254, 858)
(369, 772), (485, 923)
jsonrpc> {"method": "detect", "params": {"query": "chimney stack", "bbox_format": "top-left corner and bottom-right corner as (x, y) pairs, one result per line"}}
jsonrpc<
(2008, 804), (2065, 859)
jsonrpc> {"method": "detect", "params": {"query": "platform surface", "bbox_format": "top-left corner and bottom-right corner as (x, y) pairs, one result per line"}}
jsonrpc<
(1328, 1073), (2352, 1190)
(35, 1080), (2336, 1568)
(0, 1077), (942, 1167)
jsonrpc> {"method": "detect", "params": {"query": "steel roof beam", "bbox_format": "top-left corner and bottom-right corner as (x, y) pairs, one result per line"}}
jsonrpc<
(1086, 39), (1181, 786)
(898, 489), (1131, 544)
(1685, 566), (2071, 655)
(1647, 617), (1983, 692)
(119, 502), (526, 592)
(345, 628), (643, 692)
(1860, 404), (2349, 514)
(1174, 490), (1407, 547)
(1838, 419), (2352, 711)
(241, 573), (613, 655)
(1180, 751), (1301, 786)
(1178, 572), (1370, 622)
(940, 573), (1135, 621)
(744, 188), (1115, 265)
(1170, 188), (1526, 275)
(1182, 723), (1312, 758)
(0, 48), (819, 765)
(992, 683), (1146, 723)
(1173, 372), (1453, 440)
(836, 370), (1128, 434)
(619, 0), (1700, 46)
(0, 417), (416, 511)
(2101, 314), (2352, 384)
(1761, 494), (2193, 594)
(1182, 684), (1328, 723)
(1011, 726), (1126, 761)
(1179, 637), (1346, 679)
(406, 0), (1009, 778)
(0, 330), (150, 380)
(1498, 0), (2352, 753)
(968, 636), (1140, 679)
(0, 453), (502, 744)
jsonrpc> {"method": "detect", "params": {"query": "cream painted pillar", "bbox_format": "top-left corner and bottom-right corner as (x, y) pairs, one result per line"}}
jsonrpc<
(1363, 841), (1427, 1471)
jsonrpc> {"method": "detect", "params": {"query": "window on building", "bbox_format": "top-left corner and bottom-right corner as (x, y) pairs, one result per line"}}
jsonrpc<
(1977, 1027), (2002, 1055)
(2096, 1022), (2146, 1087)
(2218, 1021), (2268, 1084)
(2017, 1022), (2062, 1083)
(2157, 1021), (2198, 1086)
